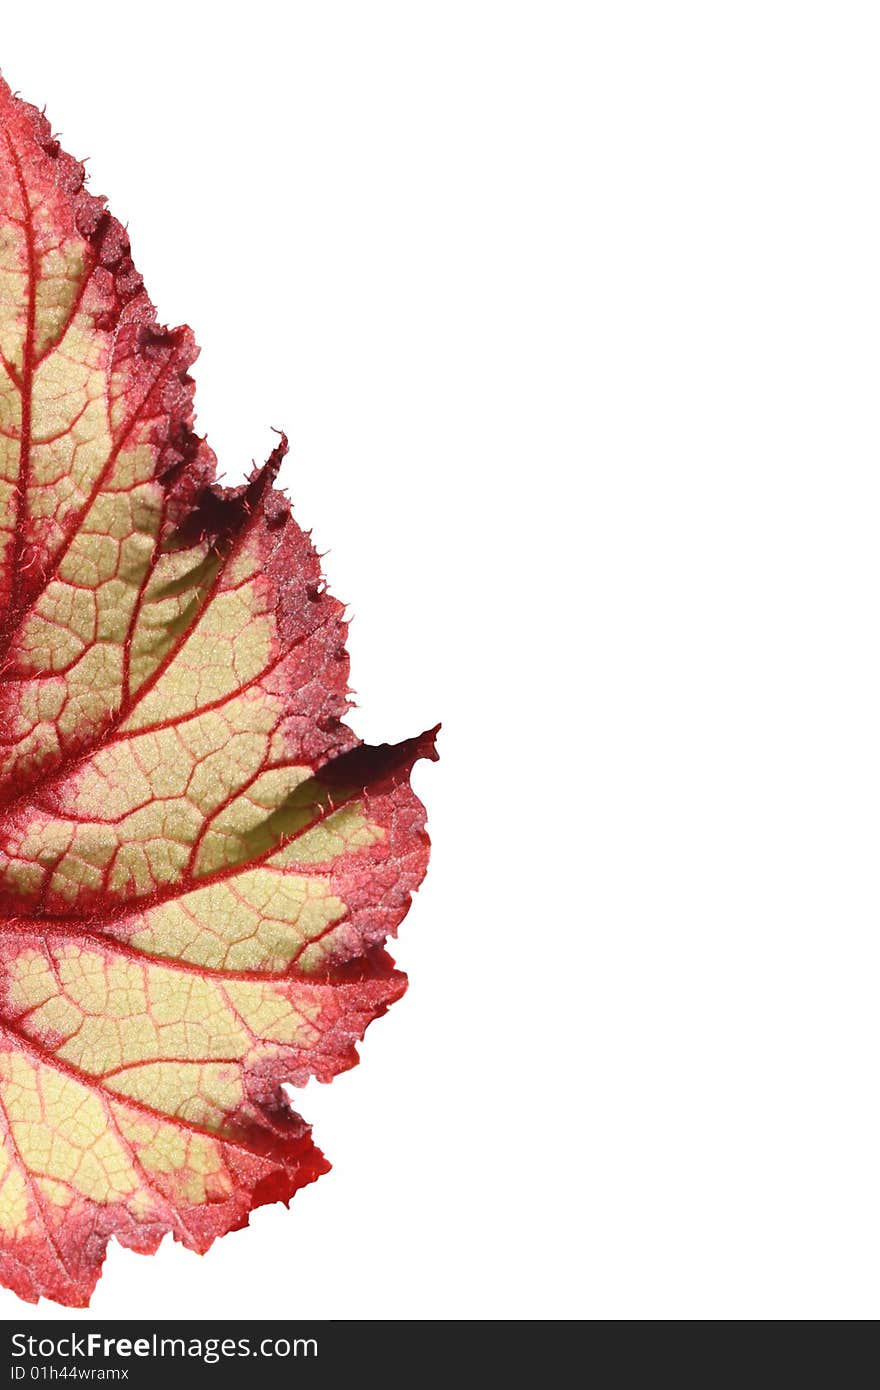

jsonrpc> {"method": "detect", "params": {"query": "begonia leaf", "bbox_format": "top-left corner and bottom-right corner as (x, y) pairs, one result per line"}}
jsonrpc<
(0, 76), (434, 1306)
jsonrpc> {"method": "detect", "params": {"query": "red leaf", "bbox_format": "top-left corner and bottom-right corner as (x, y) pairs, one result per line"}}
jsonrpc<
(0, 75), (435, 1306)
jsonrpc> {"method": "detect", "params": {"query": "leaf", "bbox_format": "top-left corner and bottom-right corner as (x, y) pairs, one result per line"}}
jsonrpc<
(0, 75), (435, 1306)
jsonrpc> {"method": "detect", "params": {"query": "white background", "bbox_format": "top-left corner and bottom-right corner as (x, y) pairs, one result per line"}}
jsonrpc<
(1, 0), (879, 1321)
